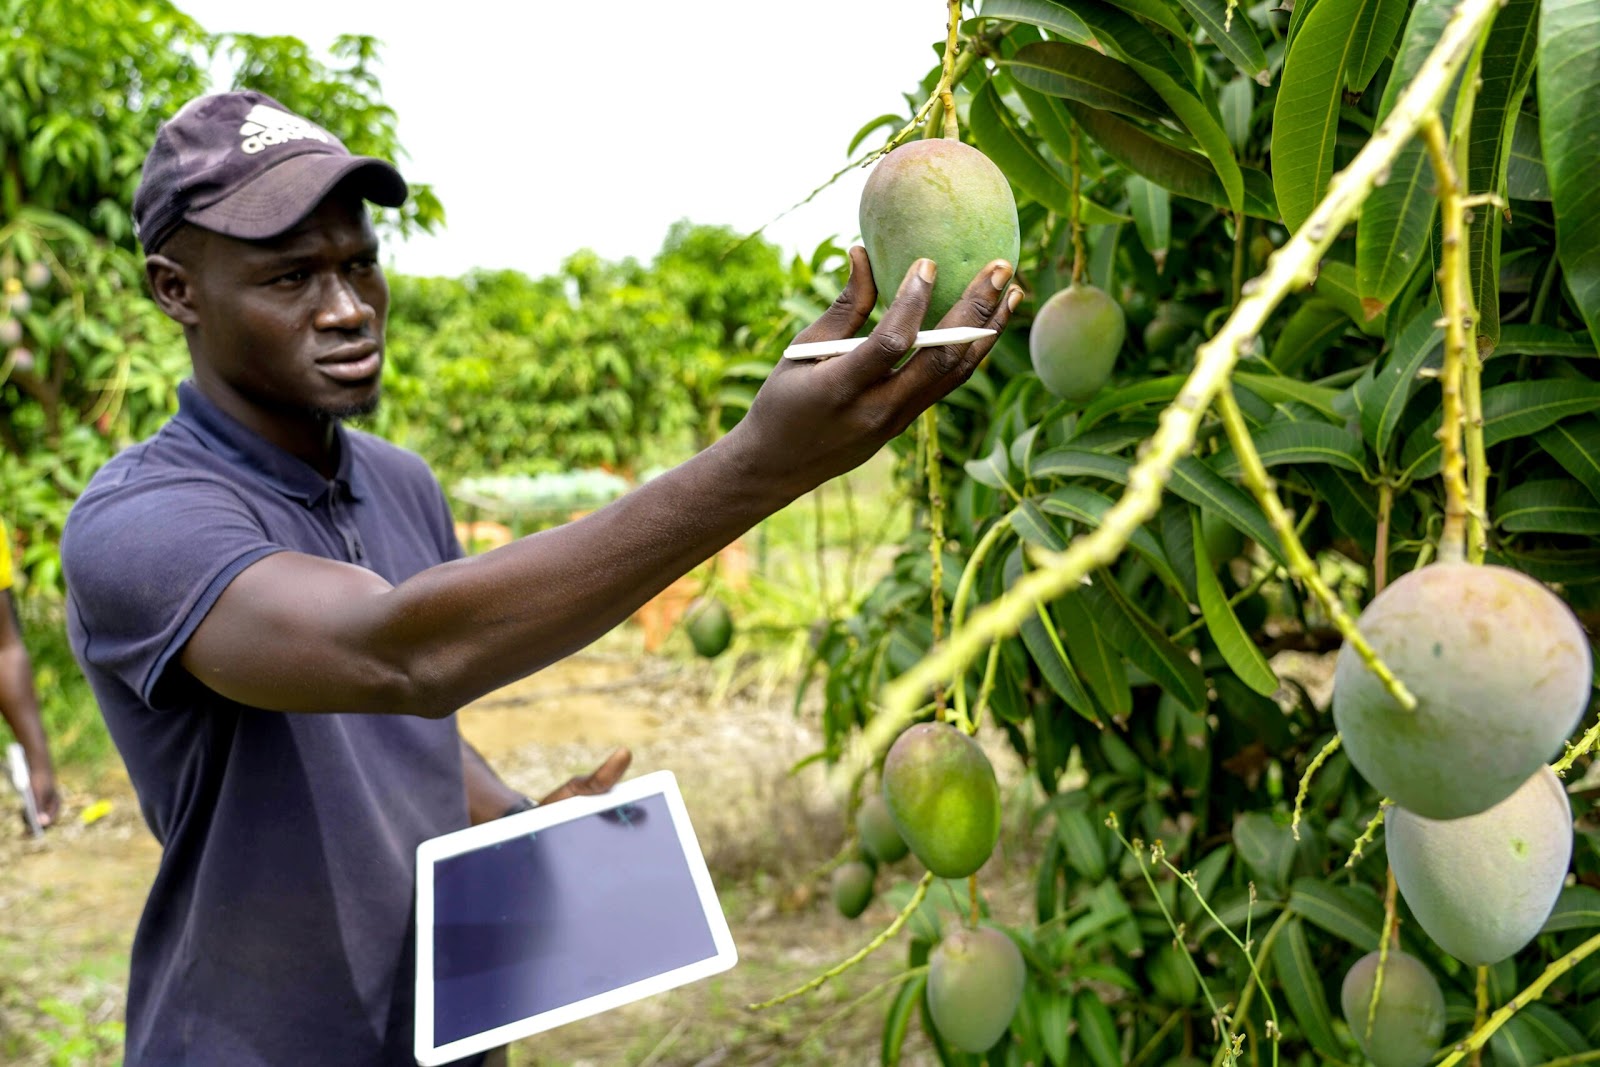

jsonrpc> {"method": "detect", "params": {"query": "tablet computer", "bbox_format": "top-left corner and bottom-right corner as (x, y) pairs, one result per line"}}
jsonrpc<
(414, 770), (738, 1066)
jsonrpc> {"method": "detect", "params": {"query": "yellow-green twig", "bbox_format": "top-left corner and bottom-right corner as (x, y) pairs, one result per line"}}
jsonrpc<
(1552, 716), (1600, 778)
(941, 0), (961, 140)
(1290, 734), (1341, 840)
(1422, 114), (1474, 565)
(1217, 387), (1416, 710)
(1436, 932), (1600, 1065)
(827, 0), (1503, 797)
(1345, 805), (1388, 869)
(949, 517), (1013, 734)
(747, 872), (935, 1010)
(1365, 870), (1401, 1044)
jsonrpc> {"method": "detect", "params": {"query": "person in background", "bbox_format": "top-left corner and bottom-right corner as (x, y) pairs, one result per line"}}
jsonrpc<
(0, 517), (60, 829)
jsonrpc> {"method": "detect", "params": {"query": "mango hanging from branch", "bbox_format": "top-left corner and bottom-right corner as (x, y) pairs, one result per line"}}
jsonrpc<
(859, 139), (1020, 324)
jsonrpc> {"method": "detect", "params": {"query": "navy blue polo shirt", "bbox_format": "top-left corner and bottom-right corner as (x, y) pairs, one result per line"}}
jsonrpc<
(62, 380), (482, 1066)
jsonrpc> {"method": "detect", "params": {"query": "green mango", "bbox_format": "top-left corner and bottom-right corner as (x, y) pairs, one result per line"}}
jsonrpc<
(1339, 950), (1447, 1067)
(1028, 284), (1126, 404)
(1332, 562), (1590, 819)
(859, 139), (1020, 324)
(882, 722), (1000, 879)
(683, 597), (733, 658)
(927, 926), (1026, 1053)
(855, 791), (908, 864)
(830, 860), (876, 919)
(1387, 766), (1573, 966)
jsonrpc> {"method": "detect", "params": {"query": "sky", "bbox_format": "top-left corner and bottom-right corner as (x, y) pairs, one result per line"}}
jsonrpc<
(172, 0), (949, 280)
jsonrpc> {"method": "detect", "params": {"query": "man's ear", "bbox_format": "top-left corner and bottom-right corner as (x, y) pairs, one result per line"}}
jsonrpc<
(145, 254), (200, 327)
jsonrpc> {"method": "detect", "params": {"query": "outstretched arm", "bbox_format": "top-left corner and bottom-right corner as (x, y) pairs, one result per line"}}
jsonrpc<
(179, 251), (1020, 718)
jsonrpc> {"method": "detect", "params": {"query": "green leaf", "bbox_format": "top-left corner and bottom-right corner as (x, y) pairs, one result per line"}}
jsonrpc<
(1040, 485), (1188, 594)
(1103, 0), (1189, 36)
(1170, 456), (1287, 566)
(1174, 0), (1271, 84)
(1007, 41), (1171, 124)
(1193, 509), (1278, 694)
(1057, 591), (1134, 721)
(1079, 571), (1208, 709)
(1032, 447), (1134, 484)
(1542, 885), (1600, 932)
(972, 80), (1076, 215)
(965, 438), (1015, 490)
(1234, 812), (1297, 892)
(1507, 109), (1551, 201)
(1070, 0), (1245, 215)
(1065, 102), (1278, 217)
(1220, 75), (1255, 151)
(979, 0), (1094, 41)
(1495, 478), (1600, 534)
(848, 113), (904, 157)
(1056, 803), (1110, 881)
(1490, 1015), (1553, 1066)
(1211, 420), (1367, 478)
(1316, 260), (1387, 337)
(1075, 374), (1187, 431)
(1233, 370), (1346, 420)
(1541, 0), (1600, 344)
(1272, 0), (1410, 231)
(1127, 174), (1171, 271)
(1270, 918), (1343, 1057)
(1074, 993), (1123, 1067)
(1399, 379), (1600, 480)
(1465, 0), (1539, 353)
(1359, 299), (1443, 459)
(881, 971), (926, 1066)
(1011, 499), (1069, 551)
(1038, 989), (1073, 1066)
(1289, 878), (1383, 951)
(1268, 298), (1348, 374)
(1495, 323), (1598, 358)
(1008, 544), (1099, 720)
(1537, 417), (1600, 500)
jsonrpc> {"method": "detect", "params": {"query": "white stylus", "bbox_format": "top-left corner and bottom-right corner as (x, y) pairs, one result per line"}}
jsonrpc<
(782, 325), (997, 361)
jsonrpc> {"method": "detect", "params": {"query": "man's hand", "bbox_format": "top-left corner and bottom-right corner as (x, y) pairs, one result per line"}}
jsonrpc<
(731, 247), (1022, 498)
(29, 760), (58, 829)
(536, 746), (633, 806)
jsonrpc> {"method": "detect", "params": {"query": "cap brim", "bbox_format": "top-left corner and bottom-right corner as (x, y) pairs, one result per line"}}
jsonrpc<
(185, 153), (409, 241)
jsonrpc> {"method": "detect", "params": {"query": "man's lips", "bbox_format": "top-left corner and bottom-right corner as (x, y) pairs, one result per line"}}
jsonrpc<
(317, 342), (382, 382)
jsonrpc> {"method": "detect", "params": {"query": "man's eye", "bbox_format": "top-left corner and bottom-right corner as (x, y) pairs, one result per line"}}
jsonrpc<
(275, 270), (309, 285)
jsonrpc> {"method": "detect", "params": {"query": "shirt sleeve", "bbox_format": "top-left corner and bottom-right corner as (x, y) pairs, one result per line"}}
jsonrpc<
(61, 471), (285, 710)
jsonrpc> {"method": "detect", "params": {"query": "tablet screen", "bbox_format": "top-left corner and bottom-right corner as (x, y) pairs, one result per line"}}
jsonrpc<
(428, 791), (720, 1048)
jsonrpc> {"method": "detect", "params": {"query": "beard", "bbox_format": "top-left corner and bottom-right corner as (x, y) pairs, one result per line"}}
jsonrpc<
(313, 389), (382, 423)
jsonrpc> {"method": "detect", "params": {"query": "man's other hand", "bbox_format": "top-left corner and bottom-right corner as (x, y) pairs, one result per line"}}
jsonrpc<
(733, 246), (1021, 497)
(536, 746), (633, 806)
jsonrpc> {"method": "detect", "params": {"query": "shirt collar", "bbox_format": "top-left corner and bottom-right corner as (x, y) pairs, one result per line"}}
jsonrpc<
(172, 380), (365, 506)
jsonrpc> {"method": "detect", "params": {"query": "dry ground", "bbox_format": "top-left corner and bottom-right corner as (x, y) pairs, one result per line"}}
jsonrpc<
(0, 630), (1042, 1067)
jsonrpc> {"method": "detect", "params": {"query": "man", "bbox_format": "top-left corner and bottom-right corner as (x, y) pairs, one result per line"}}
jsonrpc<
(60, 90), (1020, 1066)
(0, 517), (59, 830)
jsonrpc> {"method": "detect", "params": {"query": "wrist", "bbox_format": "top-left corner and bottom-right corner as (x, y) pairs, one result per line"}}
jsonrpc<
(499, 794), (537, 819)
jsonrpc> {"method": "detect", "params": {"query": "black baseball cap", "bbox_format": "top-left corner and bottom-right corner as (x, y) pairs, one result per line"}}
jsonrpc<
(133, 89), (409, 254)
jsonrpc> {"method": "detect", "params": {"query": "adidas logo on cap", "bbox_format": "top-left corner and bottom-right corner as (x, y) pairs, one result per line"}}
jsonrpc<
(237, 104), (331, 155)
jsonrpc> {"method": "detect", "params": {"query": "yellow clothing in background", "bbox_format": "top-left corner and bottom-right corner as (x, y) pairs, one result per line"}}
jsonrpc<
(0, 519), (13, 592)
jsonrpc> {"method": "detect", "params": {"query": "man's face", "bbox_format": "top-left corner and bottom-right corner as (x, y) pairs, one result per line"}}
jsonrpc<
(180, 191), (390, 422)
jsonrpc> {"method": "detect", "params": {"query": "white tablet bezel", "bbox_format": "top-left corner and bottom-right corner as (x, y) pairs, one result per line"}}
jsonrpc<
(413, 769), (737, 1066)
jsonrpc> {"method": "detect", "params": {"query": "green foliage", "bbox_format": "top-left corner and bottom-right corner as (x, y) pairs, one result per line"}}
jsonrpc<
(803, 0), (1600, 1061)
(0, 0), (443, 599)
(375, 222), (794, 485)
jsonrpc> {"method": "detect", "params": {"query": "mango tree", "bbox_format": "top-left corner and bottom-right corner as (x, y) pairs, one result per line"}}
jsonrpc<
(761, 0), (1600, 1063)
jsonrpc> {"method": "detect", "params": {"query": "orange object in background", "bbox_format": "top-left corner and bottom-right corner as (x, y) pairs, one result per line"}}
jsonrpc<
(629, 540), (750, 653)
(454, 521), (514, 554)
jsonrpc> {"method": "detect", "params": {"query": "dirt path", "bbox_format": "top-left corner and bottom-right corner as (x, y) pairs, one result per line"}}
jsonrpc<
(0, 634), (1038, 1066)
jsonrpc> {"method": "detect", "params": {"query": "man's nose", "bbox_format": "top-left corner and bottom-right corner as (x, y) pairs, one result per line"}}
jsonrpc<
(314, 275), (373, 331)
